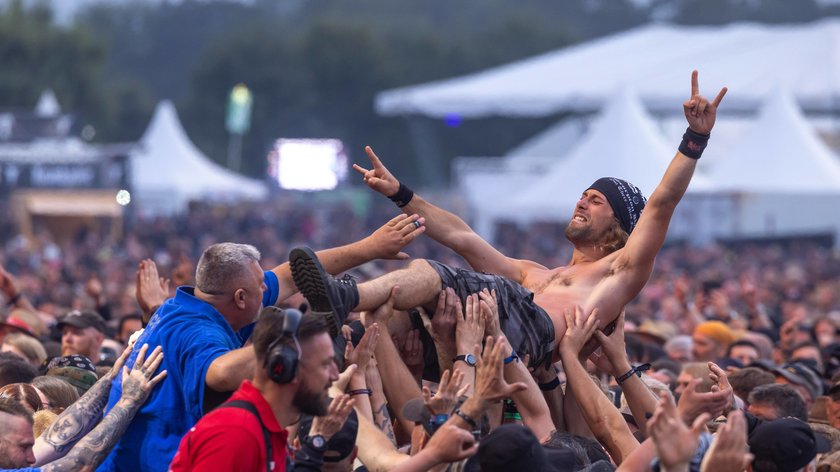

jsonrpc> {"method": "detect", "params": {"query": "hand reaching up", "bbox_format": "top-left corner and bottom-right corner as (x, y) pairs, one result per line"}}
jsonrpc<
(683, 70), (727, 135)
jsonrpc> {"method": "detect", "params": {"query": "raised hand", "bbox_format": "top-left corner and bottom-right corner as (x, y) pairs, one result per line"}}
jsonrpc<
(120, 344), (167, 407)
(456, 294), (486, 356)
(135, 259), (170, 320)
(310, 394), (356, 441)
(591, 310), (628, 376)
(649, 390), (710, 471)
(474, 336), (527, 404)
(424, 288), (459, 344)
(365, 213), (426, 260)
(684, 70), (727, 135)
(700, 409), (753, 472)
(478, 289), (501, 339)
(103, 343), (135, 382)
(422, 369), (467, 416)
(344, 323), (379, 373)
(353, 146), (401, 197)
(423, 423), (478, 463)
(85, 276), (106, 304)
(558, 306), (600, 357)
(676, 376), (730, 424)
(362, 286), (398, 329)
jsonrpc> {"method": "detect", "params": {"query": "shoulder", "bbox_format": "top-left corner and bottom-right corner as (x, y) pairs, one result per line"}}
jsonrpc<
(189, 408), (266, 442)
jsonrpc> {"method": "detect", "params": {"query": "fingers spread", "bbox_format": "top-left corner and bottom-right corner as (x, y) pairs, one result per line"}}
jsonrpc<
(713, 86), (728, 107)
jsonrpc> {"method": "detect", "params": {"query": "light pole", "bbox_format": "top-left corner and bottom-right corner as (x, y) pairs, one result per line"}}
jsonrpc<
(225, 83), (253, 173)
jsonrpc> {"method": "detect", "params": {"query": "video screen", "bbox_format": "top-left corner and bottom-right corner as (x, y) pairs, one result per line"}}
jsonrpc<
(269, 138), (347, 191)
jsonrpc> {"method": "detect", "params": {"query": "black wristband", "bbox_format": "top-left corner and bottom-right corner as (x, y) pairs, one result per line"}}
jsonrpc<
(387, 182), (414, 208)
(538, 377), (561, 391)
(678, 127), (710, 160)
(348, 389), (372, 396)
(616, 363), (652, 384)
(453, 408), (477, 429)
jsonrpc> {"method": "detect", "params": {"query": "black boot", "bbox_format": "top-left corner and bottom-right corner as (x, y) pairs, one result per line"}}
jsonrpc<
(289, 246), (360, 339)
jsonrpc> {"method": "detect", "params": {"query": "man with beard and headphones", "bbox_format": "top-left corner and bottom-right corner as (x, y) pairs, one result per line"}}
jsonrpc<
(170, 307), (354, 472)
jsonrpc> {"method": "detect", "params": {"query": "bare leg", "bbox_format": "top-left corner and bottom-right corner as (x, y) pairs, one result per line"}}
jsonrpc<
(356, 259), (442, 312)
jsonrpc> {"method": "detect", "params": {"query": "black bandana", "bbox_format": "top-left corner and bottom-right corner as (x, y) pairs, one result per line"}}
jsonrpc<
(587, 177), (647, 234)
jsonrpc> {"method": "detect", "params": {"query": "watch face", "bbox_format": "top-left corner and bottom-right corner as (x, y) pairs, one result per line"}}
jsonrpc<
(465, 354), (477, 366)
(311, 435), (326, 449)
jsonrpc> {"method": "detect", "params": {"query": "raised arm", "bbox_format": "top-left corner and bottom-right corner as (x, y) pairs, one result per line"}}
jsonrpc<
(354, 146), (536, 282)
(586, 71), (727, 318)
(33, 345), (133, 465)
(272, 213), (426, 302)
(41, 344), (167, 472)
(558, 307), (638, 464)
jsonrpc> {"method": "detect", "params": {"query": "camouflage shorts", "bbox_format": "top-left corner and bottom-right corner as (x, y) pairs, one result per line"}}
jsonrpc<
(425, 260), (556, 368)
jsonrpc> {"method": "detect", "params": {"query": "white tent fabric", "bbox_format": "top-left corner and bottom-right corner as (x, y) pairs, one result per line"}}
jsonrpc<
(483, 88), (710, 221)
(708, 90), (840, 193)
(34, 90), (61, 118)
(131, 101), (267, 213)
(377, 20), (840, 117)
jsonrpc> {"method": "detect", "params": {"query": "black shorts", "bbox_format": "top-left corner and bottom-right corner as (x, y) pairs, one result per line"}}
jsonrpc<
(425, 260), (556, 368)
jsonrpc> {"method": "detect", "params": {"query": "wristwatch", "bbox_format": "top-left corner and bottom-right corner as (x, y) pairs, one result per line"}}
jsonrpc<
(304, 434), (327, 452)
(453, 354), (477, 367)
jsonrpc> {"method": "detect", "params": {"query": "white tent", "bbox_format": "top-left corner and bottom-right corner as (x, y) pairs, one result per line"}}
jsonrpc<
(489, 88), (711, 220)
(709, 90), (840, 193)
(377, 20), (840, 117)
(701, 90), (840, 238)
(131, 101), (267, 214)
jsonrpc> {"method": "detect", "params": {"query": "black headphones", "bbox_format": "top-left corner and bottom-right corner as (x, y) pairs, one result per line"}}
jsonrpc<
(263, 307), (302, 384)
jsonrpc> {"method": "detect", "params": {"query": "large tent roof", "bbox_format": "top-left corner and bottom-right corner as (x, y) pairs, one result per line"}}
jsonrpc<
(131, 101), (266, 212)
(483, 89), (712, 220)
(708, 90), (840, 194)
(376, 20), (840, 117)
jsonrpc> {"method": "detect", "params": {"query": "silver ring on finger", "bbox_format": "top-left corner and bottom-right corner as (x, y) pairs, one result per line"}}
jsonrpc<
(413, 220), (421, 229)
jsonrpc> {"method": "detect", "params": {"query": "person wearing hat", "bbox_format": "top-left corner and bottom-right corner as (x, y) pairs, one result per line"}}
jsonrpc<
(823, 381), (840, 430)
(692, 321), (736, 362)
(467, 424), (577, 472)
(296, 407), (359, 471)
(774, 362), (823, 408)
(57, 310), (106, 364)
(45, 355), (99, 395)
(293, 71), (727, 372)
(749, 417), (831, 472)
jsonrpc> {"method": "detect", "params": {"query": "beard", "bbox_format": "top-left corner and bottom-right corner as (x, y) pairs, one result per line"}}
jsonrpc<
(292, 382), (330, 416)
(565, 219), (598, 245)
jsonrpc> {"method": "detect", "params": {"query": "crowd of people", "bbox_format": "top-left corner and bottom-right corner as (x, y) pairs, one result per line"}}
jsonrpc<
(0, 71), (839, 472)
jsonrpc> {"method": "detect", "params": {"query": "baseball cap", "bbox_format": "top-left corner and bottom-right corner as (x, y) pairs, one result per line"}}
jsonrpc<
(298, 407), (359, 463)
(749, 418), (830, 472)
(0, 316), (35, 338)
(774, 363), (823, 401)
(46, 354), (98, 393)
(475, 424), (575, 472)
(57, 310), (106, 334)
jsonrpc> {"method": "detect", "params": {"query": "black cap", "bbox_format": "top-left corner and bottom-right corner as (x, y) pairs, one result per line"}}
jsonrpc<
(477, 424), (575, 472)
(774, 363), (822, 401)
(58, 310), (106, 334)
(298, 407), (358, 463)
(749, 418), (830, 472)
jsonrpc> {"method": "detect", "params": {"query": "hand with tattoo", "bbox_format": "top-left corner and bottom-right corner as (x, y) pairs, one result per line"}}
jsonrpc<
(119, 343), (167, 407)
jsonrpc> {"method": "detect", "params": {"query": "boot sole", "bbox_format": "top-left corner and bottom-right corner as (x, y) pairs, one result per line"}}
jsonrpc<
(289, 247), (340, 338)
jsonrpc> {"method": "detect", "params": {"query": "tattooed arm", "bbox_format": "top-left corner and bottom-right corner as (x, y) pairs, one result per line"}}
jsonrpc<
(367, 361), (398, 446)
(33, 343), (135, 465)
(40, 344), (167, 472)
